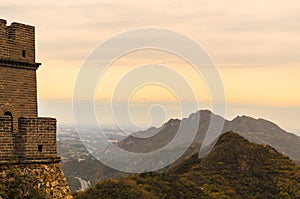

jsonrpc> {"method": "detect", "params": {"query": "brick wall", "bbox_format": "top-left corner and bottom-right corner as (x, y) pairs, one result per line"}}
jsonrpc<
(0, 19), (35, 63)
(0, 19), (7, 58)
(18, 118), (58, 160)
(0, 115), (14, 161)
(0, 19), (60, 164)
(0, 19), (38, 133)
(0, 66), (38, 132)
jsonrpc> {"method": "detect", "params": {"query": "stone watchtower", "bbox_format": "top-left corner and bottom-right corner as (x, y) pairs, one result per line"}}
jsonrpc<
(0, 19), (60, 163)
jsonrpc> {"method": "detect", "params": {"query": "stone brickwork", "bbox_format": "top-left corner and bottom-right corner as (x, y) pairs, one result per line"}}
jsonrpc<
(17, 118), (60, 163)
(0, 19), (35, 63)
(0, 19), (39, 133)
(0, 163), (73, 199)
(0, 19), (59, 163)
(0, 19), (71, 198)
(0, 116), (14, 161)
(0, 67), (38, 132)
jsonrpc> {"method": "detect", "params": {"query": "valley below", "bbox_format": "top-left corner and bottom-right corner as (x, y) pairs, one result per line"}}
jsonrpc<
(57, 110), (300, 194)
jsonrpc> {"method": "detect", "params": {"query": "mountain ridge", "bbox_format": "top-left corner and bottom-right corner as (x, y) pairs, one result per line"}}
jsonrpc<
(118, 109), (300, 162)
(74, 132), (300, 198)
(60, 110), (300, 192)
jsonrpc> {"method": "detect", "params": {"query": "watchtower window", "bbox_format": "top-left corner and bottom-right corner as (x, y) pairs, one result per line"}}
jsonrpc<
(22, 50), (26, 58)
(38, 145), (43, 152)
(4, 112), (13, 133)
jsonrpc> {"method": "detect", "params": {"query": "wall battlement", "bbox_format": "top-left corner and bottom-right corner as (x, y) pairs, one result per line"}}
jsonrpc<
(0, 19), (36, 64)
(17, 117), (59, 162)
(0, 19), (59, 164)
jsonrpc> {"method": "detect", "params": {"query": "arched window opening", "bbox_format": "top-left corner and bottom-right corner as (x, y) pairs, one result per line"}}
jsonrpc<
(4, 111), (13, 133)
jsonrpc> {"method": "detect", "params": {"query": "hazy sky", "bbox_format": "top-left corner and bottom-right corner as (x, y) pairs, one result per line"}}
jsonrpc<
(1, 0), (299, 134)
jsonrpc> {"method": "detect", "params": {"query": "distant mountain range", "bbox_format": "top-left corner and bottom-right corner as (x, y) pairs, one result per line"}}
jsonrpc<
(119, 110), (300, 162)
(60, 110), (300, 192)
(74, 132), (300, 198)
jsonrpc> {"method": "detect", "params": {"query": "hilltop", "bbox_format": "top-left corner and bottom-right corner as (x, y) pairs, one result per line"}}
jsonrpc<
(119, 110), (300, 162)
(59, 110), (300, 192)
(74, 132), (300, 198)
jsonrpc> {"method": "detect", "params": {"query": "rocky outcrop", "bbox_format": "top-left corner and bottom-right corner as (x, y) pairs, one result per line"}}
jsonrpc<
(0, 163), (72, 199)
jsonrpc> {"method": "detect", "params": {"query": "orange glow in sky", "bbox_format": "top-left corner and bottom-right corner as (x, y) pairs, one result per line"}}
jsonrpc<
(2, 0), (299, 133)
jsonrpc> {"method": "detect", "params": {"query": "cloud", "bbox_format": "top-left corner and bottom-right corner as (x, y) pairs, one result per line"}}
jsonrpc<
(3, 0), (300, 68)
(2, 0), (299, 132)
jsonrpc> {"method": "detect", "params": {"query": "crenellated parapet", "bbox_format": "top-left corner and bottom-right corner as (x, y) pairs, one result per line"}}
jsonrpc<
(0, 19), (36, 64)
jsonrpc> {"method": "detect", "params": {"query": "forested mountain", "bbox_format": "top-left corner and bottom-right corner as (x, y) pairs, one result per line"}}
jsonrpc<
(74, 132), (300, 198)
(60, 110), (300, 192)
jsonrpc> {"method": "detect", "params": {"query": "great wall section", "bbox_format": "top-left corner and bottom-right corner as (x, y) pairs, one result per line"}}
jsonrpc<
(0, 19), (72, 198)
